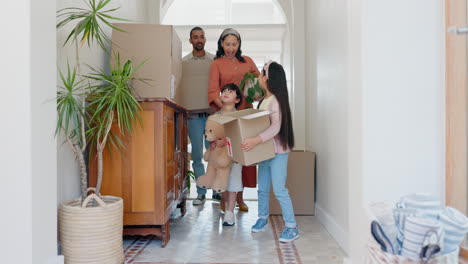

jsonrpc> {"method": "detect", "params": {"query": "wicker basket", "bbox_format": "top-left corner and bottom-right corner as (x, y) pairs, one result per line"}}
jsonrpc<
(366, 244), (459, 264)
(59, 194), (124, 264)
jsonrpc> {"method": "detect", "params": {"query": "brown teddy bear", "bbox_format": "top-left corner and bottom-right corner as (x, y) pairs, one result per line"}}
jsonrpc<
(196, 114), (232, 193)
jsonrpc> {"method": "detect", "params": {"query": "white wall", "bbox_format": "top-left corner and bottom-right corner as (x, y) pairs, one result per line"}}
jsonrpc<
(1, 2), (34, 262)
(347, 0), (444, 262)
(1, 0), (58, 263)
(362, 0), (444, 203)
(305, 0), (350, 254)
(56, 0), (156, 204)
(277, 0), (306, 150)
(305, 0), (444, 260)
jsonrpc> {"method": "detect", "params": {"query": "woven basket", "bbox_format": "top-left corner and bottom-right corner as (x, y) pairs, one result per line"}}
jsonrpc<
(366, 244), (459, 264)
(59, 194), (124, 264)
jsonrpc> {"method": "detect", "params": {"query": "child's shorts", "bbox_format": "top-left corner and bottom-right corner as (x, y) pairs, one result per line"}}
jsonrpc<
(227, 162), (243, 192)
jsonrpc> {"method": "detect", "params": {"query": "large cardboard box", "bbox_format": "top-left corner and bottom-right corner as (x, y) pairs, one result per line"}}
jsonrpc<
(177, 60), (212, 111)
(270, 151), (315, 215)
(213, 109), (275, 166)
(111, 24), (182, 100)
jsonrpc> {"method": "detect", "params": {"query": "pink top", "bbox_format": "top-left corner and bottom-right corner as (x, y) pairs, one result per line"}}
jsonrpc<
(258, 96), (290, 154)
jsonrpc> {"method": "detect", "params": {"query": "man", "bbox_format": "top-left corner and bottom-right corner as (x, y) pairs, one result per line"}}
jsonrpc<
(183, 27), (219, 205)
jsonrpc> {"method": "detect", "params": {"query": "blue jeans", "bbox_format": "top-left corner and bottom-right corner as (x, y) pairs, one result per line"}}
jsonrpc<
(188, 116), (209, 195)
(257, 153), (297, 228)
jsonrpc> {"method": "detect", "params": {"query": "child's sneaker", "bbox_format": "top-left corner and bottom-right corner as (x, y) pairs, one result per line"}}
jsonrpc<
(223, 211), (235, 226)
(193, 194), (206, 205)
(279, 227), (299, 242)
(251, 218), (268, 232)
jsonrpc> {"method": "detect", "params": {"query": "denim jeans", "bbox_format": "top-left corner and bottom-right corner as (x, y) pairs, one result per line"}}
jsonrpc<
(257, 153), (297, 228)
(188, 116), (209, 195)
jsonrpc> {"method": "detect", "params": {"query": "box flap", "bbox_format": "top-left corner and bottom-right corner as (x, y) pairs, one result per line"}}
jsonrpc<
(239, 110), (271, 120)
(223, 109), (262, 118)
(208, 114), (237, 125)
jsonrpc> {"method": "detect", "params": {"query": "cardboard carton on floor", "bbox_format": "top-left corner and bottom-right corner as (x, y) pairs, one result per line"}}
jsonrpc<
(111, 23), (182, 100)
(269, 151), (315, 215)
(177, 59), (212, 111)
(212, 109), (275, 166)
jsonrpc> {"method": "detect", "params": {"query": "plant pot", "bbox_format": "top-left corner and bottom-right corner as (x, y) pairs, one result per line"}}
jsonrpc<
(59, 194), (124, 264)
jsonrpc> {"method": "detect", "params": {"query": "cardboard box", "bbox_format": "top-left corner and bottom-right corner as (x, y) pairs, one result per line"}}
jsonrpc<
(111, 24), (182, 100)
(177, 60), (212, 111)
(212, 109), (275, 166)
(270, 151), (315, 215)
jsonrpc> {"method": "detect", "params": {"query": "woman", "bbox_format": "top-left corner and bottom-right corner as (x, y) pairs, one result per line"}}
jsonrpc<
(208, 28), (258, 212)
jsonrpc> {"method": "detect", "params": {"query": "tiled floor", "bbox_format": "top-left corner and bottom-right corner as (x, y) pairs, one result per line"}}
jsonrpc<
(123, 200), (345, 264)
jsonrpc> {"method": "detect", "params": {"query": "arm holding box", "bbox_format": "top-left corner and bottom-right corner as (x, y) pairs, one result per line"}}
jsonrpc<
(241, 97), (281, 152)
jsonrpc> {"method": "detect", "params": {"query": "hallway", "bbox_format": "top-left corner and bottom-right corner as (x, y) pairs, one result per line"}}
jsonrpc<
(123, 201), (344, 264)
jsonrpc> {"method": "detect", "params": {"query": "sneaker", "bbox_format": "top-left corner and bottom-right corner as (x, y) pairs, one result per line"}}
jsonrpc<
(223, 211), (235, 226)
(279, 227), (299, 243)
(251, 218), (268, 233)
(193, 194), (206, 205)
(212, 192), (222, 202)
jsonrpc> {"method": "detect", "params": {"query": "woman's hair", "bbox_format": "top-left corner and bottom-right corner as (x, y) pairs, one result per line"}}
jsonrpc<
(221, 83), (243, 109)
(262, 62), (294, 149)
(215, 28), (245, 62)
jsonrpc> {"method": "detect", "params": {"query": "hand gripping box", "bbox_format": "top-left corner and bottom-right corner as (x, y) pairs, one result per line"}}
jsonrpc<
(211, 109), (275, 166)
(111, 23), (182, 100)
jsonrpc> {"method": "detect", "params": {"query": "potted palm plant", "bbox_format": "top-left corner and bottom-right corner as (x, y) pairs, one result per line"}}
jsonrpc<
(55, 1), (145, 263)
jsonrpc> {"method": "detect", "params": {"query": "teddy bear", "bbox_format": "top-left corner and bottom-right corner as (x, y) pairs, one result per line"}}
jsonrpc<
(196, 114), (232, 193)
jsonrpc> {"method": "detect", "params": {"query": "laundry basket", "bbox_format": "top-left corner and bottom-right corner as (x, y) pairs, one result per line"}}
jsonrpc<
(366, 243), (459, 264)
(59, 194), (124, 264)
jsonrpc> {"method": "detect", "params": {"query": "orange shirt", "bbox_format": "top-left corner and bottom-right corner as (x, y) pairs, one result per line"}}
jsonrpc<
(208, 56), (260, 111)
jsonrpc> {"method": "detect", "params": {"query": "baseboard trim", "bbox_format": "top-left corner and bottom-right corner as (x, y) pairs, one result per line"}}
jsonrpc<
(46, 255), (64, 264)
(315, 203), (350, 255)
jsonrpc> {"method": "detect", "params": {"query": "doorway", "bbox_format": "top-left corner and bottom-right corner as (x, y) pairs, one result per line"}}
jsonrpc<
(161, 0), (289, 201)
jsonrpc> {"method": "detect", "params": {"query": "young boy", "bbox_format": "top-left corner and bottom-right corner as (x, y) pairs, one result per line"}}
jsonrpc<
(215, 83), (243, 226)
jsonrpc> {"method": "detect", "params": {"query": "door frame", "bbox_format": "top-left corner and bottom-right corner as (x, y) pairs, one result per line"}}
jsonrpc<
(445, 0), (468, 258)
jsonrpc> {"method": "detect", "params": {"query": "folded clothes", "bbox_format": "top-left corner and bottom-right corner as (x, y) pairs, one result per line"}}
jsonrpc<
(369, 202), (399, 254)
(393, 207), (418, 252)
(398, 193), (441, 219)
(370, 193), (468, 259)
(400, 216), (443, 259)
(371, 220), (396, 254)
(439, 207), (468, 254)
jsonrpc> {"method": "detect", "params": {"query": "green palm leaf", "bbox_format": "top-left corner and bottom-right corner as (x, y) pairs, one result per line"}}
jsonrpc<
(85, 53), (146, 154)
(56, 63), (88, 145)
(56, 0), (131, 50)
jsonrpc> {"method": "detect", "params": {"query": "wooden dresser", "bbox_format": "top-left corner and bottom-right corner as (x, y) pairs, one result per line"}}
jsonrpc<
(89, 98), (188, 247)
